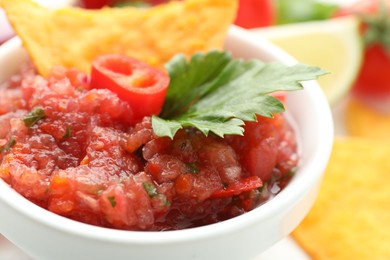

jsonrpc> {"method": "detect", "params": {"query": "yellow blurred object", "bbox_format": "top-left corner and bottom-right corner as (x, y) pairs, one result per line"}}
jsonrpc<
(0, 0), (237, 76)
(292, 137), (390, 259)
(346, 96), (390, 139)
(251, 16), (363, 106)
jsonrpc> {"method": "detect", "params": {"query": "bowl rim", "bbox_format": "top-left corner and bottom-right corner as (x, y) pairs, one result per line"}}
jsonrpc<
(0, 25), (334, 246)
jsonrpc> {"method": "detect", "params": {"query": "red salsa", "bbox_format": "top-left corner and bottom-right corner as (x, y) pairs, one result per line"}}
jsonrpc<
(0, 62), (299, 231)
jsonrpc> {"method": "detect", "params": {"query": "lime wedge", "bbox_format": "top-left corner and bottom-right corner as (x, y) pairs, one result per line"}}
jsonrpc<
(251, 16), (363, 106)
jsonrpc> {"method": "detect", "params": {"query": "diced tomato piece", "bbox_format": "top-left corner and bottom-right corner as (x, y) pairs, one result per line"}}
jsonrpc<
(211, 176), (262, 198)
(175, 174), (194, 195)
(228, 116), (278, 182)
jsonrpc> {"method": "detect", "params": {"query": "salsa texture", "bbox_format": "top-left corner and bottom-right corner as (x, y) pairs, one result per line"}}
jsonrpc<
(0, 62), (299, 231)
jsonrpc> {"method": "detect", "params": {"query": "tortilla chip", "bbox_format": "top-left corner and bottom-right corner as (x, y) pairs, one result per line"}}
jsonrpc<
(346, 96), (390, 139)
(0, 0), (238, 76)
(292, 137), (390, 259)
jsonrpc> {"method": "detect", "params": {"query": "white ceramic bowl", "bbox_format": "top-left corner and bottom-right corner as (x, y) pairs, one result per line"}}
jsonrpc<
(0, 26), (333, 260)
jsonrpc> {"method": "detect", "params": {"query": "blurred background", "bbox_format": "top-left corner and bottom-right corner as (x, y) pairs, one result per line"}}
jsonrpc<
(2, 0), (390, 259)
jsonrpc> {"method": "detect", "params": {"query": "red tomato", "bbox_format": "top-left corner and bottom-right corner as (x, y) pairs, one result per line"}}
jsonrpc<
(90, 54), (169, 122)
(239, 119), (278, 182)
(353, 43), (390, 98)
(336, 0), (390, 98)
(234, 0), (274, 29)
(226, 116), (279, 182)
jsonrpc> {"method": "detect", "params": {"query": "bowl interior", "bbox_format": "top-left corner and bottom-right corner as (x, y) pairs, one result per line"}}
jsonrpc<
(0, 26), (333, 260)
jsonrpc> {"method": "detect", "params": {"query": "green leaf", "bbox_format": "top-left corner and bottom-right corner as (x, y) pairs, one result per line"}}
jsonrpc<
(142, 181), (158, 198)
(153, 50), (327, 138)
(107, 196), (117, 208)
(160, 51), (232, 118)
(276, 0), (338, 25)
(0, 137), (16, 153)
(152, 116), (183, 139)
(23, 106), (46, 128)
(62, 126), (73, 139)
(359, 0), (390, 52)
(186, 163), (200, 174)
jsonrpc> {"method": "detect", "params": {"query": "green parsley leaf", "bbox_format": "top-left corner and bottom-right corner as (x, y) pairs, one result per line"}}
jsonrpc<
(0, 137), (16, 153)
(156, 194), (171, 207)
(142, 181), (158, 198)
(186, 162), (200, 174)
(152, 51), (327, 138)
(62, 126), (73, 139)
(107, 196), (117, 208)
(23, 106), (46, 128)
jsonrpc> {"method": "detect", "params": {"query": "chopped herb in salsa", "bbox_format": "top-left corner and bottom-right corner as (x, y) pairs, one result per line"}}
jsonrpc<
(0, 137), (16, 153)
(23, 106), (46, 128)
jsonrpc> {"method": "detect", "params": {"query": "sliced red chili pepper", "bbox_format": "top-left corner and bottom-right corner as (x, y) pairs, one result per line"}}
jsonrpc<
(90, 54), (170, 122)
(210, 176), (263, 198)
